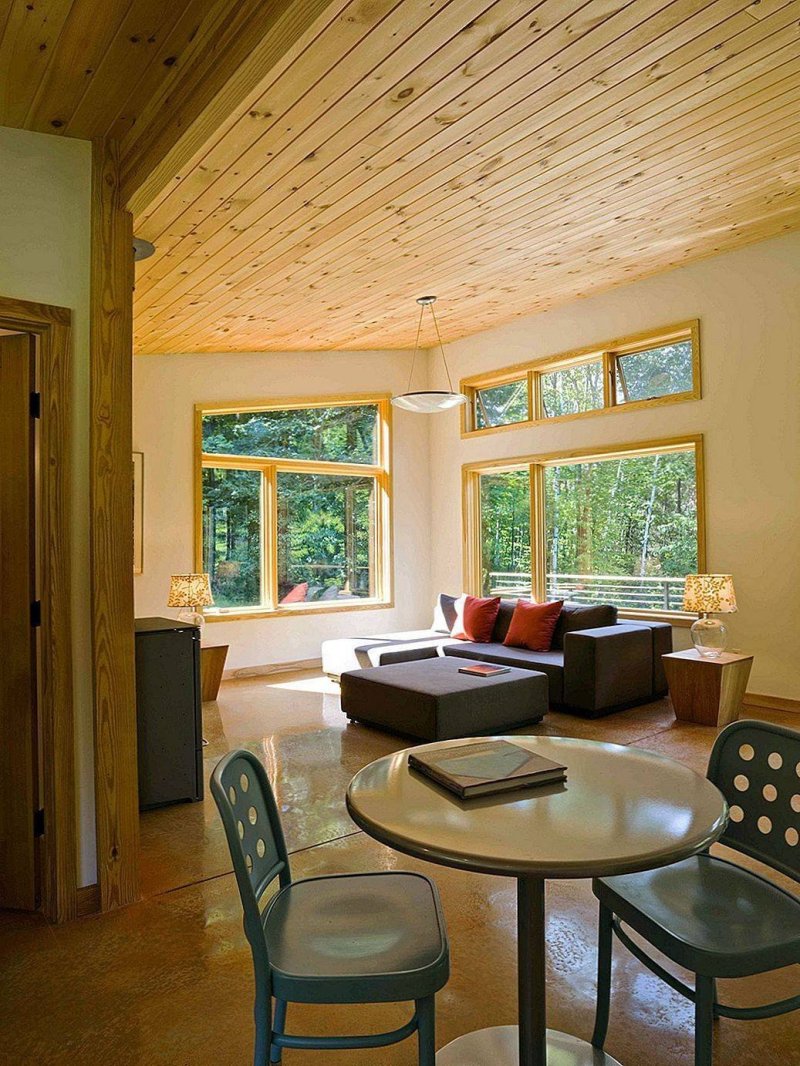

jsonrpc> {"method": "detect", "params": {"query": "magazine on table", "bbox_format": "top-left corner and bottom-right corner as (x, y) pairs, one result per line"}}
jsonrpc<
(408, 739), (567, 799)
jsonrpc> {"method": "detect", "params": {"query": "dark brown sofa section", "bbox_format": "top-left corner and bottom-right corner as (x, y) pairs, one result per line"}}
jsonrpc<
(322, 595), (672, 717)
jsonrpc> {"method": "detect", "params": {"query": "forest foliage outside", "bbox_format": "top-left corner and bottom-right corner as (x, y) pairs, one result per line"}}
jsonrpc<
(201, 404), (380, 608)
(480, 448), (698, 611)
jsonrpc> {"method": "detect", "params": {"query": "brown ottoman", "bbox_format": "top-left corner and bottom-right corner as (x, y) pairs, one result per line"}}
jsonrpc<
(340, 656), (548, 741)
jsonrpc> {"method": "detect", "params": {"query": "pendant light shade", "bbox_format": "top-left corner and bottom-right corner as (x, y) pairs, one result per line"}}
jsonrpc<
(391, 296), (467, 413)
(392, 390), (467, 413)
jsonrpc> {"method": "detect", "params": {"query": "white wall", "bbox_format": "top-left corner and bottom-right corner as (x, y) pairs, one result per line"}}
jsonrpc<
(429, 232), (800, 701)
(133, 351), (432, 670)
(0, 126), (95, 884)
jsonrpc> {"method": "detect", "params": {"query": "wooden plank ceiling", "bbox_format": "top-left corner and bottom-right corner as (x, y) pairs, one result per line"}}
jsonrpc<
(4, 1), (800, 352)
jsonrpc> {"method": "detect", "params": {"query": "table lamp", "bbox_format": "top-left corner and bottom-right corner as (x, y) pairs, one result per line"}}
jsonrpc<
(168, 573), (214, 628)
(682, 574), (737, 658)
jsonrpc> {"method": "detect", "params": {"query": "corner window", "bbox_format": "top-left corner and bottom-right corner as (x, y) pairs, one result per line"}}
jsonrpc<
(197, 396), (392, 619)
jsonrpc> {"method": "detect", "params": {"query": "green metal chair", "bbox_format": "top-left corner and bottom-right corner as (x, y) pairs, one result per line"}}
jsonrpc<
(211, 749), (449, 1065)
(591, 719), (800, 1065)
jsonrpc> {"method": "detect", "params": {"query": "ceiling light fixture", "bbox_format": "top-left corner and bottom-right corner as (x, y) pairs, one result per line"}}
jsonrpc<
(133, 237), (156, 261)
(391, 296), (467, 413)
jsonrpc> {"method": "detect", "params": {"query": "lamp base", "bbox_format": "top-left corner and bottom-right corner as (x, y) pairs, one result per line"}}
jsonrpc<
(690, 614), (728, 658)
(176, 607), (205, 629)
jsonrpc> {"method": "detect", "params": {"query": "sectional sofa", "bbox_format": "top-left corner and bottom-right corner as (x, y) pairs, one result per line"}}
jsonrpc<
(322, 594), (672, 717)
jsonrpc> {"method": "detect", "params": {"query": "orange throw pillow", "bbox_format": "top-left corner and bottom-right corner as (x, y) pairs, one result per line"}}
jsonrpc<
(503, 599), (564, 652)
(451, 594), (501, 643)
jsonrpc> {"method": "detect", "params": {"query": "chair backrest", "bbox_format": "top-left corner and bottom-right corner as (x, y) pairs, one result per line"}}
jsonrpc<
(707, 719), (800, 882)
(211, 750), (292, 974)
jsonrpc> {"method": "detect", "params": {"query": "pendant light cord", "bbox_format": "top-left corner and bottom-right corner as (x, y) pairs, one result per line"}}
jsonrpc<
(405, 301), (426, 393)
(429, 301), (456, 393)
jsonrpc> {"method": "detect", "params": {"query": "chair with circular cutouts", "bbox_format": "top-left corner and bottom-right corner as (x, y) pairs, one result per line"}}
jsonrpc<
(591, 718), (800, 1066)
(211, 748), (449, 1065)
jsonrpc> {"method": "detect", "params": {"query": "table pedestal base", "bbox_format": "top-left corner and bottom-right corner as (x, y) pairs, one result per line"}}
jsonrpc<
(436, 1027), (622, 1065)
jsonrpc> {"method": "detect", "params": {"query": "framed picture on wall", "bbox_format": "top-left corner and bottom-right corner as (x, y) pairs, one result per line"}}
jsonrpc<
(133, 451), (144, 575)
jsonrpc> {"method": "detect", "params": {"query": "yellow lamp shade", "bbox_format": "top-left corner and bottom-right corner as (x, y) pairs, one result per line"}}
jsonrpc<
(168, 573), (214, 608)
(682, 574), (737, 614)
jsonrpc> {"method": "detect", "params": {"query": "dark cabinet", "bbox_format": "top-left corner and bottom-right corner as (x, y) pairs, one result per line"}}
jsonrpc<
(134, 617), (203, 809)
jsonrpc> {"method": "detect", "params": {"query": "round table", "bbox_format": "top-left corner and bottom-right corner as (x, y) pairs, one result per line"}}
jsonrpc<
(346, 735), (728, 1066)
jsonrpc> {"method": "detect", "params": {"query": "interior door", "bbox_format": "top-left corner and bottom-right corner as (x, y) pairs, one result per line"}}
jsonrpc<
(0, 332), (38, 910)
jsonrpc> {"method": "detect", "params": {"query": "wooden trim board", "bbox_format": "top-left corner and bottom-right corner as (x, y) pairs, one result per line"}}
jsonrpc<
(744, 692), (800, 715)
(90, 140), (140, 911)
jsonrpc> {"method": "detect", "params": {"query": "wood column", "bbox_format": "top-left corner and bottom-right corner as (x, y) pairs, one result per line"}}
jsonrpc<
(91, 139), (140, 910)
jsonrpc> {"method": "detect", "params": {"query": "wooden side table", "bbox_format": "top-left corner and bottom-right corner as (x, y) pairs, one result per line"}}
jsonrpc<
(201, 644), (229, 702)
(663, 649), (753, 726)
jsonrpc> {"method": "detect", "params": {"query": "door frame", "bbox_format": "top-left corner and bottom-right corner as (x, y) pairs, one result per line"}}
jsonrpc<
(0, 296), (76, 922)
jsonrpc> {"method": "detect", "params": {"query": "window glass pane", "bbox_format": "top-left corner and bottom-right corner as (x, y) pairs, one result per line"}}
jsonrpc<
(544, 450), (697, 612)
(474, 379), (529, 429)
(277, 473), (375, 603)
(615, 340), (693, 403)
(480, 470), (531, 597)
(202, 403), (378, 463)
(202, 467), (262, 608)
(540, 360), (603, 418)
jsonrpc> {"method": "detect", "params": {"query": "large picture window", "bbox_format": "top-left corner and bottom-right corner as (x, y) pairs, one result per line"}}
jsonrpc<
(465, 437), (703, 619)
(197, 396), (392, 619)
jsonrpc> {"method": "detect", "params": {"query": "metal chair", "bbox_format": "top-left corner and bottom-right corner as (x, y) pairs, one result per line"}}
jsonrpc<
(591, 719), (800, 1066)
(211, 749), (449, 1065)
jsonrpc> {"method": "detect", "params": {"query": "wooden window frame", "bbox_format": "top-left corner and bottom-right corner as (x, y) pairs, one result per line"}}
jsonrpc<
(462, 434), (706, 626)
(460, 321), (701, 437)
(195, 393), (393, 622)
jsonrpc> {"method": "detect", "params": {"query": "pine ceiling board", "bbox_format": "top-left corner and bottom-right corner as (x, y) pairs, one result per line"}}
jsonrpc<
(228, 95), (800, 320)
(132, 0), (462, 292)
(119, 0), (346, 214)
(0, 0), (74, 128)
(129, 0), (354, 231)
(255, 65), (800, 315)
(147, 146), (800, 351)
(132, 0), (583, 309)
(24, 0), (140, 133)
(143, 139), (800, 350)
(61, 0), (197, 140)
(134, 0), (778, 337)
(133, 0), (689, 324)
(133, 0), (793, 341)
(201, 17), (799, 327)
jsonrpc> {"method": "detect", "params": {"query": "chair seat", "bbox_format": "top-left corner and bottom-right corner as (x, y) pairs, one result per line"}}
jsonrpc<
(264, 871), (449, 1004)
(595, 853), (800, 978)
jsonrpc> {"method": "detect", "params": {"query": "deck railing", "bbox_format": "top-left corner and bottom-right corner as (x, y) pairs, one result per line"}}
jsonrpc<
(487, 571), (685, 611)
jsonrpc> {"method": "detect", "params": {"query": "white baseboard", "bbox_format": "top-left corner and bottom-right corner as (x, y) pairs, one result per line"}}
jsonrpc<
(224, 657), (322, 680)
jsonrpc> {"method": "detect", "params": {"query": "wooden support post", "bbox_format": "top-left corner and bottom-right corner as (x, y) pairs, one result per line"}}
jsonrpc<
(90, 139), (140, 910)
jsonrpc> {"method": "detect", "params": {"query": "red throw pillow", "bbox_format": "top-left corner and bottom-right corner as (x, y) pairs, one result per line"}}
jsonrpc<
(451, 594), (501, 643)
(279, 581), (308, 604)
(503, 599), (564, 652)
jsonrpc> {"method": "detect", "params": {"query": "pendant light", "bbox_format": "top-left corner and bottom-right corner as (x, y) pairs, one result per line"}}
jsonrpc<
(391, 296), (467, 413)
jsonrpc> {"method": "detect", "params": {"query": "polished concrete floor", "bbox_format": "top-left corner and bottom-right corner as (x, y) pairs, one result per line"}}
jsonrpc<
(2, 672), (798, 1065)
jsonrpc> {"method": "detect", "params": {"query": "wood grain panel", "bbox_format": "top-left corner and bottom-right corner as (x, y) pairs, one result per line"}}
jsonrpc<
(129, 0), (800, 352)
(0, 295), (77, 923)
(0, 333), (36, 911)
(90, 139), (140, 911)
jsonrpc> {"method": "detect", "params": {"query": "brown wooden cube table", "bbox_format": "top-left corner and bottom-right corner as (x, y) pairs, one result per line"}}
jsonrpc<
(663, 649), (753, 726)
(201, 644), (229, 702)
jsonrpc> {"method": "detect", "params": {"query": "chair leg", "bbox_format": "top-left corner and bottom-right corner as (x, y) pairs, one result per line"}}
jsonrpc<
(416, 996), (436, 1066)
(269, 1000), (287, 1064)
(695, 975), (715, 1066)
(592, 902), (614, 1049)
(253, 988), (270, 1066)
